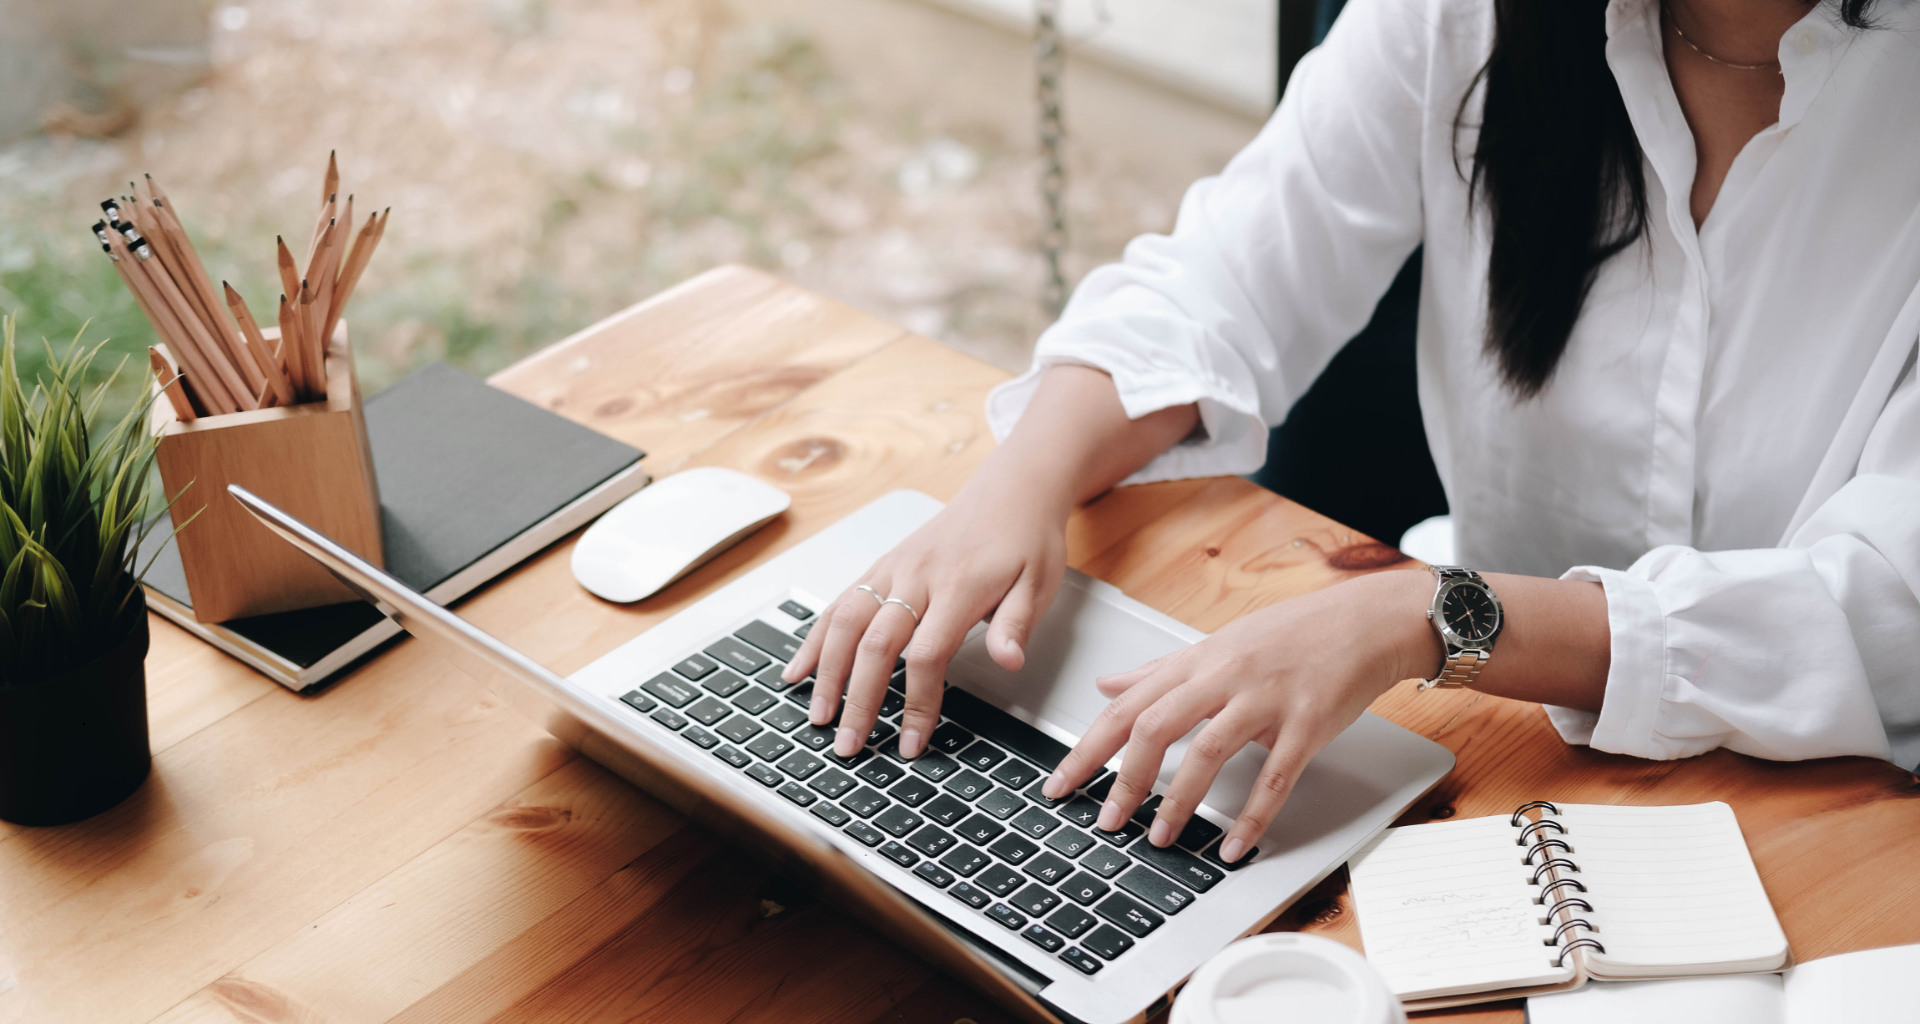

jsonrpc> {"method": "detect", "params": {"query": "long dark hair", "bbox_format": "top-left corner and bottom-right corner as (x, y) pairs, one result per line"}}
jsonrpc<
(1462, 0), (1876, 398)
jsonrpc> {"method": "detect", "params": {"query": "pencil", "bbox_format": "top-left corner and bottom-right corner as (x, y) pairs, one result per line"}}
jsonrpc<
(299, 277), (325, 399)
(127, 222), (256, 411)
(307, 192), (335, 270)
(224, 281), (296, 406)
(322, 150), (339, 212)
(94, 219), (178, 356)
(307, 218), (340, 362)
(275, 235), (302, 310)
(149, 346), (197, 422)
(329, 208), (386, 337)
(277, 293), (309, 400)
(110, 226), (237, 413)
(146, 175), (268, 403)
(124, 184), (256, 407)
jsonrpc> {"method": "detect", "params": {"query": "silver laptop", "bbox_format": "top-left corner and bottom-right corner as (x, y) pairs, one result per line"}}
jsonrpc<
(232, 483), (1453, 1024)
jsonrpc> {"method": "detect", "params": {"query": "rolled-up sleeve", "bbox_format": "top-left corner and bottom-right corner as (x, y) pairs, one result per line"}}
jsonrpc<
(985, 0), (1434, 484)
(1547, 358), (1920, 766)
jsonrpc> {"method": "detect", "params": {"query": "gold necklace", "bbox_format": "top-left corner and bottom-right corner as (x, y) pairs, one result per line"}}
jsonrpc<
(1664, 3), (1783, 72)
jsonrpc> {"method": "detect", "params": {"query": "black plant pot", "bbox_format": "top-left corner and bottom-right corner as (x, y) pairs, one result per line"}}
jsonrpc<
(0, 589), (152, 826)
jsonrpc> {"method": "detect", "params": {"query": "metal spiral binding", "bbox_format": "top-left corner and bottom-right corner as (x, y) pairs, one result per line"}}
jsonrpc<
(1513, 801), (1607, 966)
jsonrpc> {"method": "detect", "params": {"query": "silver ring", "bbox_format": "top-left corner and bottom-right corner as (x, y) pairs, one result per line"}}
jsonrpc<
(855, 584), (885, 605)
(880, 597), (920, 623)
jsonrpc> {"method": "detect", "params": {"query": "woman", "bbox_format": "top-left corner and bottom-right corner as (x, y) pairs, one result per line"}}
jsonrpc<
(783, 0), (1920, 867)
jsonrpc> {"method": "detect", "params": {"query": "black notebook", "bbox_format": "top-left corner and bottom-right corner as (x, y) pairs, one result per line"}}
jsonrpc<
(141, 362), (650, 691)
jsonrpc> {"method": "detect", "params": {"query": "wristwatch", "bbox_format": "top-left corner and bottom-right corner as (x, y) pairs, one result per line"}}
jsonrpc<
(1419, 565), (1504, 691)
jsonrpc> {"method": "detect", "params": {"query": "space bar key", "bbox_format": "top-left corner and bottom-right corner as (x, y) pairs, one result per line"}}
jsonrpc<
(939, 688), (1071, 772)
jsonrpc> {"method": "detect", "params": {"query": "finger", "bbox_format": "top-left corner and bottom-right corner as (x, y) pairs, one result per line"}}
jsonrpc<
(1094, 653), (1172, 698)
(1043, 657), (1185, 799)
(1217, 729), (1310, 864)
(891, 596), (979, 758)
(983, 564), (1057, 672)
(806, 581), (888, 721)
(1148, 705), (1261, 847)
(834, 588), (924, 738)
(1096, 678), (1226, 832)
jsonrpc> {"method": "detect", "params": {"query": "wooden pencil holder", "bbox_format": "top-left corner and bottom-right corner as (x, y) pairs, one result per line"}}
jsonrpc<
(153, 321), (383, 623)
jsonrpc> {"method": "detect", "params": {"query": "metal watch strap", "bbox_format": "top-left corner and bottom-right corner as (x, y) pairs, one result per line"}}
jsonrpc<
(1421, 566), (1490, 692)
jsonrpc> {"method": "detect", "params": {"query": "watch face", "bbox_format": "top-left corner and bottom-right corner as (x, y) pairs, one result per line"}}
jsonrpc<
(1442, 583), (1500, 642)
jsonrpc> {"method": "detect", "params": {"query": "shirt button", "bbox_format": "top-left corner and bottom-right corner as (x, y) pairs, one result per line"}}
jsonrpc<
(1793, 26), (1820, 53)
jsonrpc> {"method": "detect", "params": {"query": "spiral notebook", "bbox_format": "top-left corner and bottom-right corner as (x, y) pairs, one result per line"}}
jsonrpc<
(1346, 801), (1789, 1010)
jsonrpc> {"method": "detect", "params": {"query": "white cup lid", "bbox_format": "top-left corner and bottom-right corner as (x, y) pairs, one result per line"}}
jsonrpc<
(1170, 933), (1407, 1024)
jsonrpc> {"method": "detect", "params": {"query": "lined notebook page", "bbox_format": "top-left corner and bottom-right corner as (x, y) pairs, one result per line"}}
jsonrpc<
(1559, 802), (1787, 977)
(1348, 815), (1572, 1000)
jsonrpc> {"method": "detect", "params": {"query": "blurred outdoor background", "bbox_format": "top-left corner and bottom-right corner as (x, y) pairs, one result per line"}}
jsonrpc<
(0, 0), (1273, 420)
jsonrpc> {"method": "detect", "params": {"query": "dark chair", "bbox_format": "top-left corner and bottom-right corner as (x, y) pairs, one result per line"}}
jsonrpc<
(1250, 0), (1447, 547)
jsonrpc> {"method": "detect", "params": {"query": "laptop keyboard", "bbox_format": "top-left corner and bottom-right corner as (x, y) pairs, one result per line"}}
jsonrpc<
(614, 600), (1257, 978)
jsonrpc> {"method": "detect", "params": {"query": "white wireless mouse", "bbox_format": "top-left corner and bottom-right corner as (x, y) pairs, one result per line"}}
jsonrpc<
(571, 466), (791, 603)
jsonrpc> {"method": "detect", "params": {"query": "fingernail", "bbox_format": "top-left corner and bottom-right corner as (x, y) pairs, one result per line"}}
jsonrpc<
(834, 727), (860, 757)
(809, 695), (828, 724)
(1219, 837), (1247, 863)
(780, 665), (798, 683)
(1149, 818), (1172, 847)
(900, 729), (924, 758)
(1097, 800), (1124, 832)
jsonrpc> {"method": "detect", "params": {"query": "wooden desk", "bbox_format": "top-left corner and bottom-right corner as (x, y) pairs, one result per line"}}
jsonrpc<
(3, 266), (1916, 1024)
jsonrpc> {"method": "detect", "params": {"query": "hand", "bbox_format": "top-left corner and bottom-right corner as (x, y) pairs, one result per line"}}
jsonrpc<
(1040, 569), (1440, 863)
(781, 456), (1072, 759)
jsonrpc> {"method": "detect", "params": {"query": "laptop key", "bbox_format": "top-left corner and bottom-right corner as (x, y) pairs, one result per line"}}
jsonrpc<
(784, 681), (814, 707)
(1050, 905), (1097, 939)
(1081, 925), (1135, 961)
(1046, 828), (1096, 859)
(1058, 798), (1102, 829)
(1092, 821), (1145, 848)
(1129, 795), (1163, 829)
(943, 769), (992, 801)
(987, 833), (1039, 866)
(730, 686), (778, 715)
(1022, 779), (1070, 810)
(673, 653), (720, 680)
(948, 881), (991, 908)
(619, 690), (658, 714)
(809, 767), (856, 799)
(701, 670), (749, 698)
(736, 620), (802, 662)
(955, 741), (1009, 772)
(906, 824), (957, 858)
(1011, 806), (1062, 839)
(1117, 865), (1194, 915)
(794, 620), (814, 639)
(1021, 924), (1065, 953)
(878, 841), (919, 868)
(1094, 893), (1165, 937)
(890, 776), (938, 807)
(912, 861), (956, 888)
(873, 805), (923, 837)
(986, 904), (1028, 930)
(713, 744), (753, 769)
(792, 724), (835, 752)
(877, 690), (905, 719)
(745, 763), (783, 787)
(929, 721), (975, 755)
(865, 721), (897, 748)
(1202, 841), (1258, 872)
(778, 781), (817, 807)
(840, 786), (890, 818)
(976, 863), (1024, 897)
(705, 635), (771, 676)
(977, 788), (1026, 821)
(761, 704), (807, 733)
(824, 747), (872, 770)
(1083, 772), (1116, 801)
(716, 714), (764, 745)
(909, 752), (961, 783)
(1079, 846), (1132, 879)
(679, 725), (719, 749)
(940, 688), (1072, 771)
(810, 801), (851, 827)
(843, 820), (885, 847)
(1132, 841), (1225, 892)
(755, 663), (797, 692)
(778, 599), (814, 620)
(1058, 872), (1111, 906)
(687, 697), (732, 726)
(650, 707), (688, 731)
(989, 758), (1044, 791)
(856, 758), (907, 789)
(920, 794), (969, 827)
(940, 844), (989, 877)
(1023, 852), (1074, 886)
(1058, 946), (1103, 975)
(777, 750), (825, 780)
(1010, 884), (1060, 918)
(746, 732), (794, 762)
(641, 673), (699, 708)
(953, 814), (1005, 846)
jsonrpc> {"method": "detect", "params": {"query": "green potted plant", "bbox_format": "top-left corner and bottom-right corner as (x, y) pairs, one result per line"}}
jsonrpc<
(0, 316), (186, 826)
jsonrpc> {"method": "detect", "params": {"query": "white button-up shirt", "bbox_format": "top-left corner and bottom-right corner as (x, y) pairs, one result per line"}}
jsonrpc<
(987, 0), (1920, 767)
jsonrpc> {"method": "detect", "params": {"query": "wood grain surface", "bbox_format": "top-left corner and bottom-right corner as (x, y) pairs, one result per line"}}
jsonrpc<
(2, 265), (1915, 1024)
